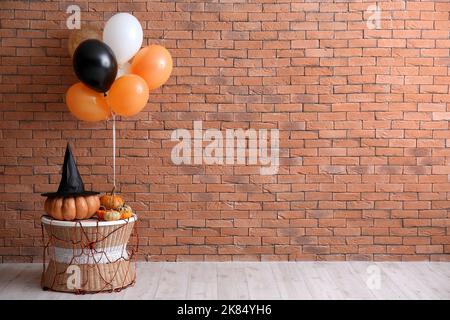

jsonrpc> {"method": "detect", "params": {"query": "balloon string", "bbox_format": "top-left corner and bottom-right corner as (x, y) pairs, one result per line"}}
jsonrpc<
(112, 113), (116, 190)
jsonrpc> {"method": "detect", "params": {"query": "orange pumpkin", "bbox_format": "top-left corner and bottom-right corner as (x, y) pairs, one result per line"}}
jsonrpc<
(100, 194), (124, 210)
(96, 207), (106, 220)
(44, 196), (100, 221)
(103, 209), (121, 221)
(118, 204), (133, 219)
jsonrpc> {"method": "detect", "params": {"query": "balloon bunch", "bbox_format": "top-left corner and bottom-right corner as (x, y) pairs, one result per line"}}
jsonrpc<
(66, 13), (173, 121)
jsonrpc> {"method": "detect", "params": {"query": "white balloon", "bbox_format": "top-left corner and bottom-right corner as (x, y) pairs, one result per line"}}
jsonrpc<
(116, 62), (131, 79)
(103, 13), (143, 65)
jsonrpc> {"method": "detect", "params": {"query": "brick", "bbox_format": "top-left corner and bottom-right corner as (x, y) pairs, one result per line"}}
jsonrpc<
(0, 0), (448, 263)
(416, 245), (443, 254)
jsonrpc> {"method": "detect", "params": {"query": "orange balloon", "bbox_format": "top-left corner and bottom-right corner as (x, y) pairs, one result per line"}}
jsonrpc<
(131, 45), (173, 91)
(108, 74), (149, 117)
(66, 83), (110, 122)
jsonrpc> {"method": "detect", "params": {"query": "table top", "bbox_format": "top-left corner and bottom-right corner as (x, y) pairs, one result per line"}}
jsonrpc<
(41, 214), (137, 227)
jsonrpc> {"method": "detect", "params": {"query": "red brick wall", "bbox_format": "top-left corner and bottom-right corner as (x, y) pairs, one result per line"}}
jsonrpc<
(0, 0), (449, 262)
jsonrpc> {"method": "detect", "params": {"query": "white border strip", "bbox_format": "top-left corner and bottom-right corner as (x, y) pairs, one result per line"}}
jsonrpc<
(41, 214), (137, 227)
(52, 245), (129, 264)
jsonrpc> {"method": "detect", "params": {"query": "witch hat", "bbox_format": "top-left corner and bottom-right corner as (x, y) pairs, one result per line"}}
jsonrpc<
(41, 143), (99, 197)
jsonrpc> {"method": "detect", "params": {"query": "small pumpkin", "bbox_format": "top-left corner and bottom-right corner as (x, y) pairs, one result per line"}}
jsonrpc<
(100, 194), (124, 210)
(44, 195), (100, 221)
(96, 206), (106, 220)
(117, 204), (133, 219)
(103, 209), (121, 221)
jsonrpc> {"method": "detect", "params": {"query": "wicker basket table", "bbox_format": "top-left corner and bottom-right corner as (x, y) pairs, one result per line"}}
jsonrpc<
(41, 215), (137, 294)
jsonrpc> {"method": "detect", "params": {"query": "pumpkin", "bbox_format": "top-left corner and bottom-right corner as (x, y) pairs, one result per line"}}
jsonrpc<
(44, 195), (100, 221)
(62, 197), (76, 221)
(75, 196), (89, 219)
(96, 207), (106, 220)
(100, 194), (124, 210)
(103, 209), (121, 221)
(117, 204), (133, 219)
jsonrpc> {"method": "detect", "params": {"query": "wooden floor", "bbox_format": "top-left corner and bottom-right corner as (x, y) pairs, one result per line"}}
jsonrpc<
(0, 262), (448, 300)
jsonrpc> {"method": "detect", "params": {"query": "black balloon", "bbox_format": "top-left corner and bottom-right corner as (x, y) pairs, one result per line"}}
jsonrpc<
(73, 39), (117, 93)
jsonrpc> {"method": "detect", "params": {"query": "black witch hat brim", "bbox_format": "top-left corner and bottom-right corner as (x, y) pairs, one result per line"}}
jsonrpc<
(41, 143), (99, 197)
(41, 190), (99, 197)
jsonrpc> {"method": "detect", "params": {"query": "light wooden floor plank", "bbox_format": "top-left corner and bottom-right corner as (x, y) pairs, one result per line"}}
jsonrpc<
(347, 262), (403, 300)
(294, 262), (345, 299)
(271, 263), (313, 299)
(187, 263), (218, 300)
(244, 263), (281, 300)
(405, 263), (450, 299)
(323, 262), (377, 299)
(0, 262), (448, 300)
(154, 263), (190, 300)
(216, 263), (250, 300)
(385, 263), (440, 299)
